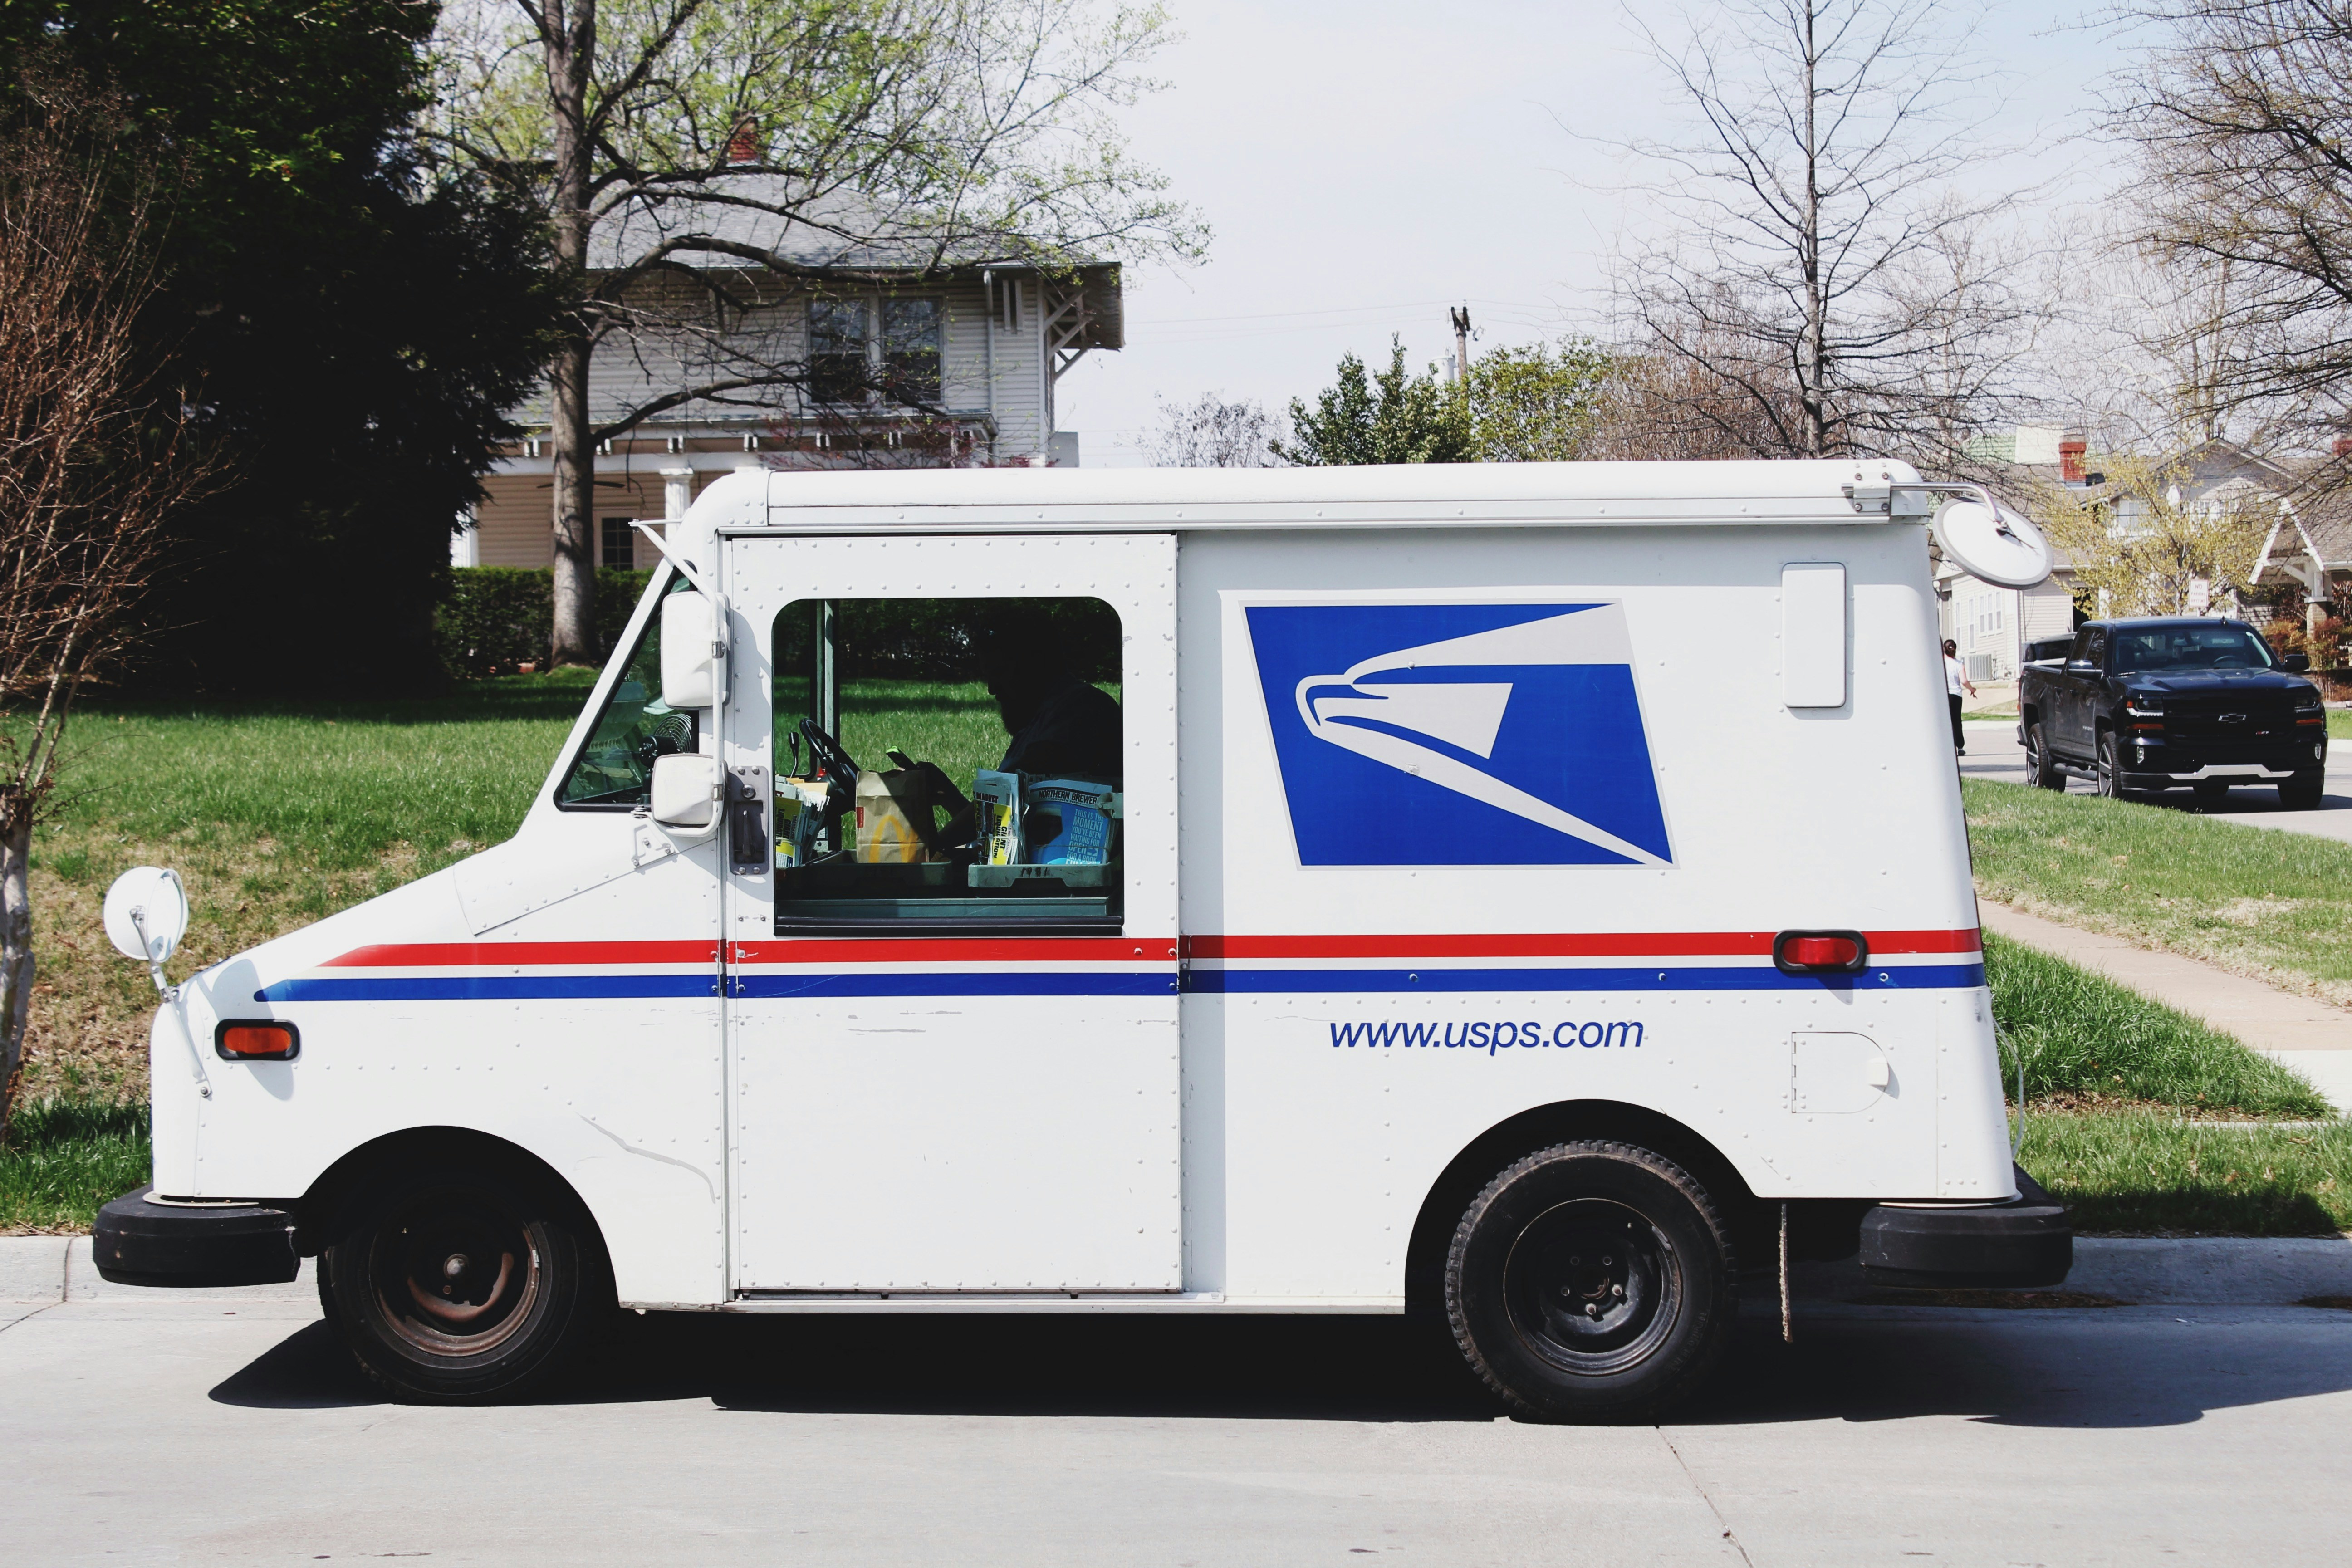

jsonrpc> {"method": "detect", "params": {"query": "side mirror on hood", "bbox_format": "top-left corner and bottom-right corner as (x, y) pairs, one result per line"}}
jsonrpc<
(2283, 652), (2312, 672)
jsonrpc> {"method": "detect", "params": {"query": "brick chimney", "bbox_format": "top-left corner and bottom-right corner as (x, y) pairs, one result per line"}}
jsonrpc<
(2060, 436), (2087, 483)
(726, 120), (760, 163)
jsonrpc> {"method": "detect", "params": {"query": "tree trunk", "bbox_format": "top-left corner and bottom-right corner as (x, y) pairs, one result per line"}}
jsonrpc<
(544, 1), (599, 668)
(0, 807), (33, 1137)
(549, 330), (597, 666)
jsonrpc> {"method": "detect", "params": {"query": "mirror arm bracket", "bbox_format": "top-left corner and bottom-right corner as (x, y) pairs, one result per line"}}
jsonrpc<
(129, 908), (210, 1099)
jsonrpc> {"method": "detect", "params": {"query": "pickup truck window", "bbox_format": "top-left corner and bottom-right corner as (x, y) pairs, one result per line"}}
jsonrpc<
(2111, 624), (2276, 673)
(2071, 629), (2104, 667)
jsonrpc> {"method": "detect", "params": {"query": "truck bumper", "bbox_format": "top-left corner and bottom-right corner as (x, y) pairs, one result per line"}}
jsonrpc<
(92, 1186), (300, 1288)
(1857, 1166), (2072, 1288)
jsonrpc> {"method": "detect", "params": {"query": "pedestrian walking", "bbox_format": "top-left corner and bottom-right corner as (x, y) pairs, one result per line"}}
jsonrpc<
(1943, 638), (1976, 753)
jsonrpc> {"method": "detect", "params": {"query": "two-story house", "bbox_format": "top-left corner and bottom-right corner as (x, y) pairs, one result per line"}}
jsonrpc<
(455, 193), (1123, 570)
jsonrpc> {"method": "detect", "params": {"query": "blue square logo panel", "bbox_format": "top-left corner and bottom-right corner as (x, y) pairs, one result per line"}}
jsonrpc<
(1244, 602), (1673, 867)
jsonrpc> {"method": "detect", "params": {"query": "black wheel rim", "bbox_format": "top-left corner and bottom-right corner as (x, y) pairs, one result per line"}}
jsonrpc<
(1501, 1198), (1681, 1376)
(369, 1186), (541, 1358)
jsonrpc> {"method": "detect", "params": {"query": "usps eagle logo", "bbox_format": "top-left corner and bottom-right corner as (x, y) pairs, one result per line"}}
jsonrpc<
(1244, 601), (1673, 867)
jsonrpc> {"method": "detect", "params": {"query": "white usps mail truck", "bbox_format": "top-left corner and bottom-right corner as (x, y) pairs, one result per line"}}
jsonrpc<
(94, 461), (2069, 1418)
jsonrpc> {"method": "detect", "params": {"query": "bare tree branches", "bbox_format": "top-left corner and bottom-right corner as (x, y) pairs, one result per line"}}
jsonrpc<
(2115, 0), (2352, 447)
(1604, 0), (2041, 462)
(0, 69), (213, 1122)
(1142, 391), (1283, 467)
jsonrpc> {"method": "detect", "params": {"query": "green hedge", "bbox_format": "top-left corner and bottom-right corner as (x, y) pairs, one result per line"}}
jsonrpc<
(436, 568), (654, 679)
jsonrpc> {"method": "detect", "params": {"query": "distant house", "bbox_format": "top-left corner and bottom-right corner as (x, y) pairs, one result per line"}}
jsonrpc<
(1938, 427), (2092, 681)
(455, 190), (1125, 570)
(1936, 434), (2344, 679)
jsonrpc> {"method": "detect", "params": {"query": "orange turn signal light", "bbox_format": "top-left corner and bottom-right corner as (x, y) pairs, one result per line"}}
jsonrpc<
(214, 1021), (299, 1061)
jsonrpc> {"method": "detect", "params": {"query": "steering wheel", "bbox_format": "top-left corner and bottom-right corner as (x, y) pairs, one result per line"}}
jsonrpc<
(797, 717), (861, 820)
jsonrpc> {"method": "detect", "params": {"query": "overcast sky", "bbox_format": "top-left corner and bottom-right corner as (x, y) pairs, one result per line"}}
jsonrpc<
(1056, 0), (2122, 466)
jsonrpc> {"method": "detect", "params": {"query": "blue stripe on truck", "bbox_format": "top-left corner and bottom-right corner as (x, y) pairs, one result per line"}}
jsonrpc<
(1188, 963), (1988, 994)
(258, 963), (1984, 1003)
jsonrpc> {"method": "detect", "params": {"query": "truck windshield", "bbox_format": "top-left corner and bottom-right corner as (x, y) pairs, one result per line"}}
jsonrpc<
(555, 571), (700, 808)
(2110, 624), (2277, 673)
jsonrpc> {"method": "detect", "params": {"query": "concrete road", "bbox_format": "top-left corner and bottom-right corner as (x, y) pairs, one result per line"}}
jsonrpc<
(1961, 717), (2352, 844)
(10, 1282), (2352, 1565)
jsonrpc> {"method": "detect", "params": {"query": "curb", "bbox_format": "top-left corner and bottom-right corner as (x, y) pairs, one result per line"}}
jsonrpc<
(0, 1236), (315, 1306)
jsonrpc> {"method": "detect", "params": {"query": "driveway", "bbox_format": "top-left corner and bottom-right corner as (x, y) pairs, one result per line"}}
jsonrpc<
(1962, 717), (2352, 844)
(10, 1276), (2352, 1565)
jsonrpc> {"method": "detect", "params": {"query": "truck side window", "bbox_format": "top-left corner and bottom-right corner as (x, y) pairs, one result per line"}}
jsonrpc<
(2081, 630), (2106, 669)
(554, 573), (701, 808)
(772, 596), (1124, 927)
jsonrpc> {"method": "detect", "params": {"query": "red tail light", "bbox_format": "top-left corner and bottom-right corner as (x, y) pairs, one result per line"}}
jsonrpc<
(214, 1021), (299, 1061)
(1773, 930), (1869, 975)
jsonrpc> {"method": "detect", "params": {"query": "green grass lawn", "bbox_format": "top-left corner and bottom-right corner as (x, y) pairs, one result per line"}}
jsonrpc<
(0, 1097), (150, 1233)
(1964, 775), (2352, 1005)
(1985, 932), (2348, 1233)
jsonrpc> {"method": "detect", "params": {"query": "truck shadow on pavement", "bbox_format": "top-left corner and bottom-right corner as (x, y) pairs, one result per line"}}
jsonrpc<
(209, 1294), (2352, 1429)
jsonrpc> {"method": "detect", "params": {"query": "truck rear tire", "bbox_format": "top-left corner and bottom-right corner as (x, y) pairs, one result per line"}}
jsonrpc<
(2024, 722), (2063, 789)
(1444, 1141), (1735, 1423)
(317, 1159), (603, 1404)
(2280, 771), (2325, 809)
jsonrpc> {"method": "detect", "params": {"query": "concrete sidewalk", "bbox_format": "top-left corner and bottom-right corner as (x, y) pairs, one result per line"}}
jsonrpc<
(1979, 900), (2352, 1111)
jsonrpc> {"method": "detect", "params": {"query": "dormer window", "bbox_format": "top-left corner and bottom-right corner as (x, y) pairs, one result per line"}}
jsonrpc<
(807, 296), (944, 407)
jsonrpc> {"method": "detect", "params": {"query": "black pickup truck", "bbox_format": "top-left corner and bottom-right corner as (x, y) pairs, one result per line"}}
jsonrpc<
(2016, 617), (2328, 807)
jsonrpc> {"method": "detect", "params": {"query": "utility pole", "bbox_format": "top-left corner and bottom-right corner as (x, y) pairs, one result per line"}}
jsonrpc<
(1450, 305), (1471, 389)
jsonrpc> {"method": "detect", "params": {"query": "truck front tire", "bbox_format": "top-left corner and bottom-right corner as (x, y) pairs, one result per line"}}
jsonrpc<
(2096, 733), (2127, 800)
(1444, 1141), (1736, 1423)
(318, 1160), (604, 1404)
(2280, 771), (2325, 809)
(2024, 722), (2063, 789)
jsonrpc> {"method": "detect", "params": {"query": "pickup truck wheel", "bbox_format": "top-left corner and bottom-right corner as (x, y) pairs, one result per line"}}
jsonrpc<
(2024, 723), (2063, 789)
(318, 1161), (601, 1404)
(2096, 733), (2127, 800)
(1445, 1141), (1735, 1423)
(2280, 771), (2325, 809)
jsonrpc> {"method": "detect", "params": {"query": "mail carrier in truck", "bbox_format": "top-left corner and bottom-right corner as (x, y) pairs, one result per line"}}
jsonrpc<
(93, 461), (2071, 1420)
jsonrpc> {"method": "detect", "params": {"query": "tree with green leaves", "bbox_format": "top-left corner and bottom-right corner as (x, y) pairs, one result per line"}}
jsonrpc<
(2028, 456), (2274, 617)
(0, 0), (559, 692)
(1466, 338), (1614, 462)
(432, 0), (1205, 663)
(1273, 339), (1473, 466)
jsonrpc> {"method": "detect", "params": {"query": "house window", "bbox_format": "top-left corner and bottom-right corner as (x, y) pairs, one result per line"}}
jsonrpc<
(600, 516), (635, 569)
(881, 299), (942, 403)
(806, 296), (945, 407)
(808, 300), (868, 404)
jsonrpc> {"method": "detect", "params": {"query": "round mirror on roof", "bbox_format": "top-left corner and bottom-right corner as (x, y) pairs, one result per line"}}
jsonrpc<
(103, 866), (189, 965)
(1932, 497), (2054, 589)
